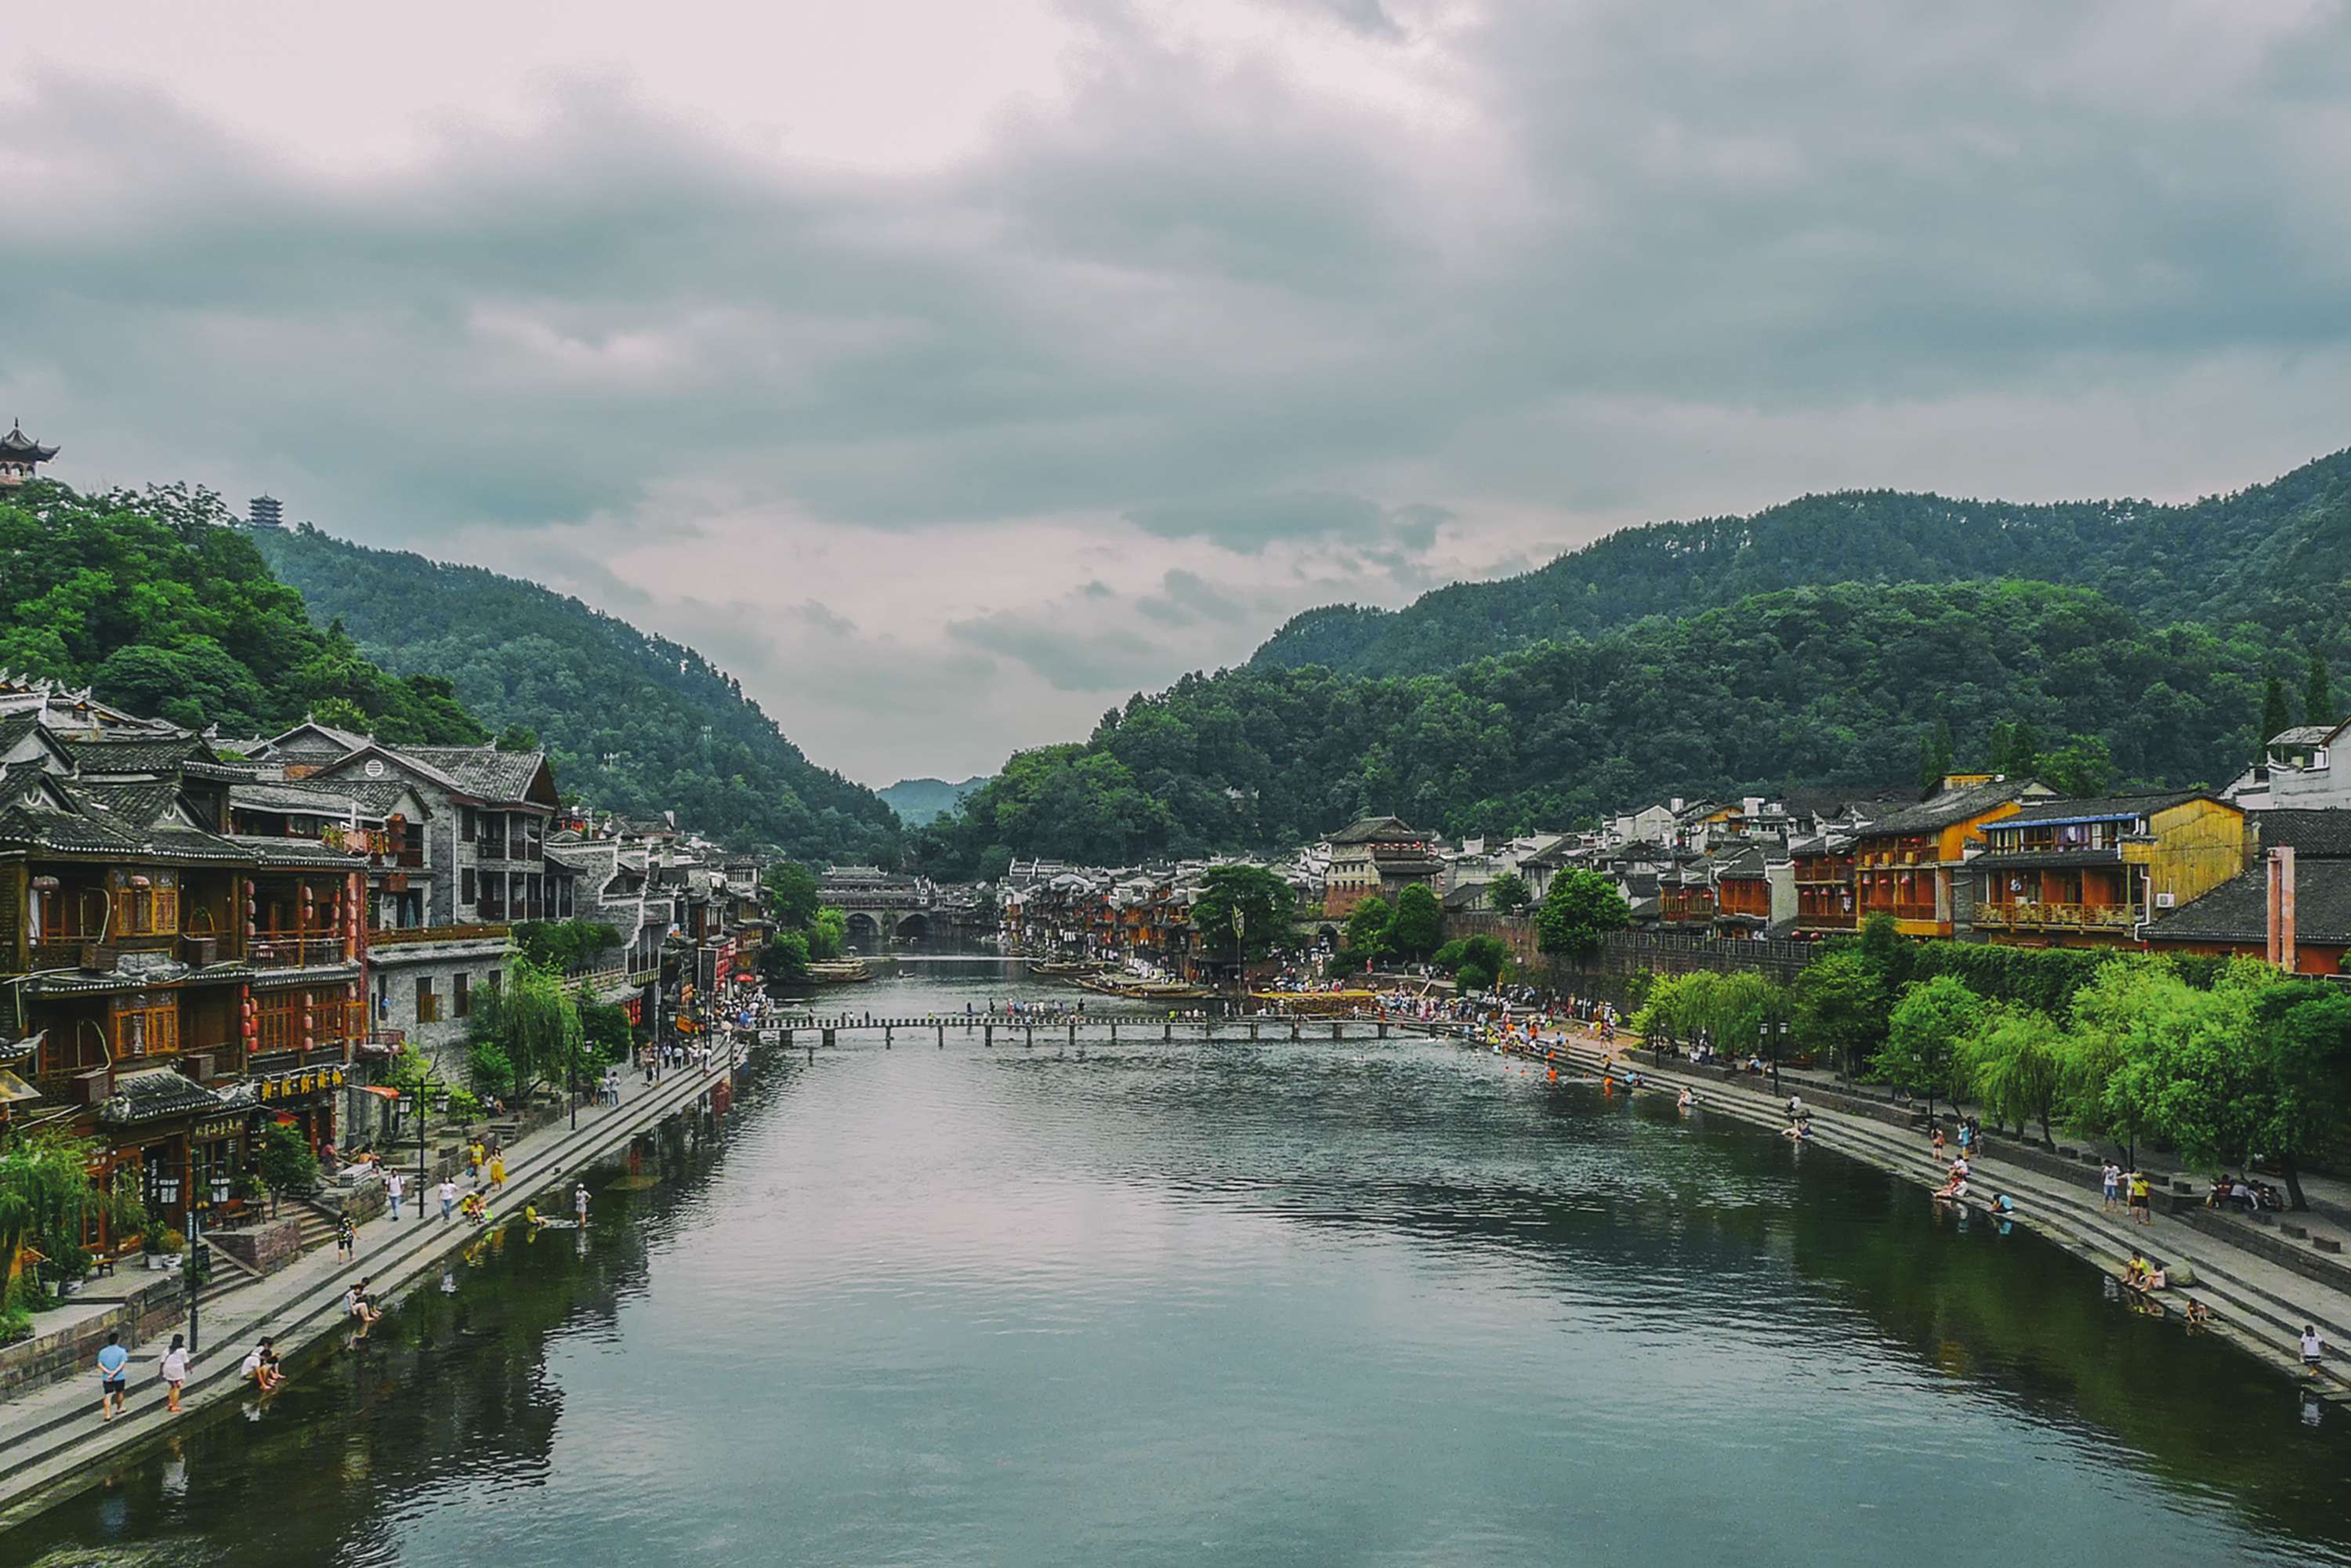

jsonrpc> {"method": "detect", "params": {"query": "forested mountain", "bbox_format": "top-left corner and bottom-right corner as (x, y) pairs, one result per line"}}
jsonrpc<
(918, 580), (2295, 871)
(877, 776), (991, 828)
(254, 526), (901, 864)
(1253, 447), (2351, 679)
(0, 483), (483, 743)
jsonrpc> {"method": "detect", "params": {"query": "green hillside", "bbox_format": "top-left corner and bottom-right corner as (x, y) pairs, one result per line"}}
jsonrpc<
(918, 579), (2299, 871)
(877, 776), (991, 828)
(0, 482), (482, 744)
(254, 526), (900, 864)
(1252, 447), (2351, 679)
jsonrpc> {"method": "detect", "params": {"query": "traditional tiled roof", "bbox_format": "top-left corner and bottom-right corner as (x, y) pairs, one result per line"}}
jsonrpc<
(233, 780), (368, 817)
(1973, 849), (2127, 871)
(2144, 859), (2351, 947)
(1995, 791), (2215, 827)
(397, 745), (551, 803)
(1857, 779), (2045, 838)
(2266, 726), (2335, 748)
(100, 1066), (228, 1127)
(54, 733), (213, 777)
(2254, 810), (2351, 860)
(1328, 815), (1423, 846)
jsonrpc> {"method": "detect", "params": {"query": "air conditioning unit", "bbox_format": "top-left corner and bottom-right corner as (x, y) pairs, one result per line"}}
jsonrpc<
(2154, 892), (2175, 909)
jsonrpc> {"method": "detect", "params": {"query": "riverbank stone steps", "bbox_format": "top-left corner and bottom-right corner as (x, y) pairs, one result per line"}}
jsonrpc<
(1494, 1028), (2351, 1398)
(0, 1047), (745, 1528)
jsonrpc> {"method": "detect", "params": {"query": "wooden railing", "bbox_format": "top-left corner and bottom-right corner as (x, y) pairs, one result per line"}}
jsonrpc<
(1974, 902), (2136, 931)
(249, 935), (350, 969)
(370, 922), (513, 947)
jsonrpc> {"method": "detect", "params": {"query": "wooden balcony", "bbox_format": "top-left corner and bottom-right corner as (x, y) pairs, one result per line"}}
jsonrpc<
(249, 934), (350, 969)
(370, 922), (513, 948)
(1974, 902), (2136, 932)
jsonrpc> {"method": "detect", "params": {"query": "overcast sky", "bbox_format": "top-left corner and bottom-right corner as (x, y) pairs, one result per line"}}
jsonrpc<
(10, 1), (2351, 784)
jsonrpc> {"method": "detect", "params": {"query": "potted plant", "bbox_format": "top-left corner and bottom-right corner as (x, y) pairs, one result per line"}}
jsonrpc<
(154, 1226), (188, 1271)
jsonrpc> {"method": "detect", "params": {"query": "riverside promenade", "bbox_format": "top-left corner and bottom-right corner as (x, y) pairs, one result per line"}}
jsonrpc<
(0, 1041), (747, 1528)
(1494, 1023), (2351, 1396)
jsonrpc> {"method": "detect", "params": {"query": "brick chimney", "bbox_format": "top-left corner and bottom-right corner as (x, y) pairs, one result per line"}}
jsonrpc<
(2267, 846), (2297, 972)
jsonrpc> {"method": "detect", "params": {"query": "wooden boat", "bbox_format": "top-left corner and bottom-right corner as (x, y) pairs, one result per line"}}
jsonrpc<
(808, 958), (874, 984)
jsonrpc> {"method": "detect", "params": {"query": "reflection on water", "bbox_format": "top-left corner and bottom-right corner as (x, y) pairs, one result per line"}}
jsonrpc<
(13, 959), (2349, 1568)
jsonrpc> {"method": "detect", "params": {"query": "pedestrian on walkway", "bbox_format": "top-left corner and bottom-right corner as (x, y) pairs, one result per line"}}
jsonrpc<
(438, 1176), (457, 1222)
(2128, 1169), (2153, 1224)
(159, 1332), (189, 1414)
(488, 1153), (507, 1194)
(96, 1331), (130, 1422)
(386, 1168), (405, 1221)
(2101, 1163), (2121, 1211)
(2303, 1324), (2327, 1378)
(574, 1182), (589, 1226)
(1932, 1124), (1946, 1161)
(336, 1213), (356, 1260)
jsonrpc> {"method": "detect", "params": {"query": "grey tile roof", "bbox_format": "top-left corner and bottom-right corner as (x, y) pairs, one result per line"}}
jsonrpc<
(388, 745), (551, 804)
(54, 733), (212, 776)
(100, 1067), (229, 1127)
(1328, 815), (1424, 845)
(2145, 860), (2351, 947)
(2254, 809), (2351, 860)
(1858, 779), (2044, 838)
(1997, 791), (2214, 827)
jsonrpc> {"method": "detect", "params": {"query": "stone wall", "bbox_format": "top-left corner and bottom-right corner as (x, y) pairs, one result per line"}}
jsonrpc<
(210, 1217), (305, 1276)
(1541, 929), (1817, 1005)
(0, 1274), (185, 1400)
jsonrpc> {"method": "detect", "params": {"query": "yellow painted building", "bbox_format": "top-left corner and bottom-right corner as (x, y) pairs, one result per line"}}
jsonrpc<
(1969, 791), (2249, 945)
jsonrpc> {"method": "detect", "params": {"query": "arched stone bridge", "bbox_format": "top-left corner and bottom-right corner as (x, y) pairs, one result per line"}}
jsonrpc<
(819, 866), (940, 949)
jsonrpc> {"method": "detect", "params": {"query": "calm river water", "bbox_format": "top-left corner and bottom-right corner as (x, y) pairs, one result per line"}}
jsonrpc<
(9, 958), (2349, 1566)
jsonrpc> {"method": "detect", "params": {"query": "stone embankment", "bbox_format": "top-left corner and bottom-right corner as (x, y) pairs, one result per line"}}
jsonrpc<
(1483, 1026), (2351, 1397)
(0, 1045), (745, 1527)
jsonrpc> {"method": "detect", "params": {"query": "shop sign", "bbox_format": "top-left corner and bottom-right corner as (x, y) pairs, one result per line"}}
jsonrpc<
(256, 1065), (348, 1100)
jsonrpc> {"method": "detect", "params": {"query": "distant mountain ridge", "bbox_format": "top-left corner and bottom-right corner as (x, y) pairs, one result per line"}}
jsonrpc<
(255, 527), (901, 864)
(1252, 447), (2351, 679)
(878, 775), (991, 828)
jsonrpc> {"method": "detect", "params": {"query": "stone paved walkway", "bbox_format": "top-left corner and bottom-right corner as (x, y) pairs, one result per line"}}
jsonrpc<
(0, 1047), (740, 1524)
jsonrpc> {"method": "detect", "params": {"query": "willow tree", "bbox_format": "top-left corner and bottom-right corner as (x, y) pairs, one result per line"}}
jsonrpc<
(469, 958), (591, 1100)
(2, 1130), (143, 1301)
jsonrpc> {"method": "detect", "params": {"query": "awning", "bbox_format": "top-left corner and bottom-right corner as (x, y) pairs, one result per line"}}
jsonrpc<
(359, 1085), (404, 1100)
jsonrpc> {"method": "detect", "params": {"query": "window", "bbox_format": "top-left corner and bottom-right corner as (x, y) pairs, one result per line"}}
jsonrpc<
(455, 971), (472, 1019)
(256, 990), (297, 1052)
(461, 807), (476, 843)
(114, 994), (178, 1059)
(117, 872), (178, 935)
(485, 969), (502, 996)
(462, 867), (476, 907)
(416, 976), (440, 1024)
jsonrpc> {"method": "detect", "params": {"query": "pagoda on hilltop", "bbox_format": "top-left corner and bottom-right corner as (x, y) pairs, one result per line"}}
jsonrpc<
(0, 420), (57, 488)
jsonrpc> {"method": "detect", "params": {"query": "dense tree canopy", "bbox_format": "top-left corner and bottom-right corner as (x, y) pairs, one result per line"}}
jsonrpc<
(256, 524), (900, 863)
(0, 483), (483, 744)
(918, 581), (2288, 869)
(1252, 446), (2351, 679)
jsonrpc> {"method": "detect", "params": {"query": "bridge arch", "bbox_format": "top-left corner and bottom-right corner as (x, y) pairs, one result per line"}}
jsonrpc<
(893, 911), (930, 944)
(844, 911), (882, 950)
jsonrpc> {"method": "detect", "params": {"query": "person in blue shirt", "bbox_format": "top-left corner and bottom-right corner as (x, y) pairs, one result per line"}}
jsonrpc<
(96, 1330), (131, 1422)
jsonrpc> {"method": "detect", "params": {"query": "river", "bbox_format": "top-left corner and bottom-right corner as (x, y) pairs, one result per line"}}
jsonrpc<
(9, 958), (2349, 1566)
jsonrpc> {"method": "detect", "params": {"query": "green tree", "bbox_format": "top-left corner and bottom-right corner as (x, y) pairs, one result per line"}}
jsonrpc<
(2063, 956), (2186, 1164)
(1875, 975), (1985, 1121)
(1792, 949), (1889, 1079)
(1486, 871), (1531, 915)
(1387, 883), (1444, 961)
(2038, 735), (2115, 796)
(2308, 651), (2337, 729)
(1190, 866), (1299, 964)
(1957, 1003), (2067, 1144)
(2261, 670), (2294, 751)
(258, 1124), (321, 1211)
(1, 1131), (139, 1298)
(468, 959), (592, 1099)
(762, 863), (823, 929)
(806, 907), (848, 961)
(759, 929), (813, 990)
(2251, 980), (2351, 1210)
(1534, 870), (1632, 959)
(495, 722), (540, 751)
(1342, 895), (1393, 963)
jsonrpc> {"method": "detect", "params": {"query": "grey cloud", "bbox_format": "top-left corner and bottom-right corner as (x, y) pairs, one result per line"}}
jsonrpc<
(10, 2), (2351, 779)
(1136, 569), (1255, 628)
(947, 609), (1172, 692)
